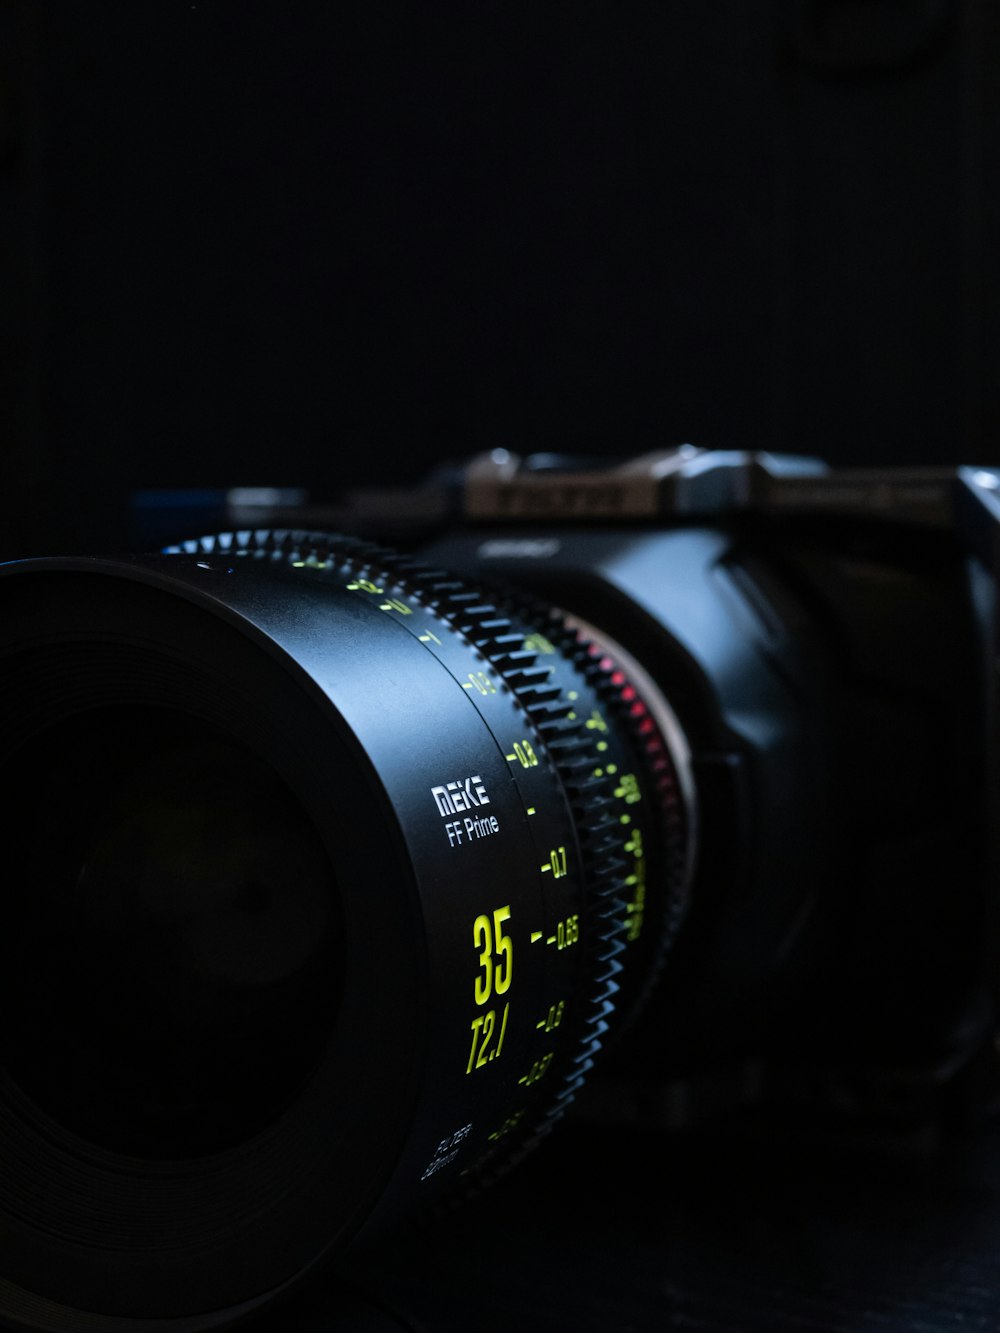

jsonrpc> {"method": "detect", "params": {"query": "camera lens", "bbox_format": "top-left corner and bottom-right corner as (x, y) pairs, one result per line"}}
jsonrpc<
(0, 530), (694, 1329)
(1, 707), (340, 1161)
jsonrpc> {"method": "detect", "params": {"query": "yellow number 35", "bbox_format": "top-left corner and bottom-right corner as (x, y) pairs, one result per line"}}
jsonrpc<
(473, 905), (513, 1005)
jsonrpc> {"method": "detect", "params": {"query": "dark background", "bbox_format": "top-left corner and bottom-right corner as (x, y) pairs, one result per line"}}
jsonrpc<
(2, 0), (999, 560)
(5, 4), (1000, 1330)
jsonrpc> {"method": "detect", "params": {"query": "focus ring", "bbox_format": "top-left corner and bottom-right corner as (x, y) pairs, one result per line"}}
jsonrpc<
(430, 594), (643, 1173)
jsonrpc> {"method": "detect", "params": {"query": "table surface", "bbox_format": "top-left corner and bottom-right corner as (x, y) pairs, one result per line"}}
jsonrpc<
(250, 1105), (1000, 1332)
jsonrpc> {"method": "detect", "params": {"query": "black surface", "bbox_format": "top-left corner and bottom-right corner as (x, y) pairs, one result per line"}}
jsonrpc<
(252, 1111), (1000, 1332)
(4, 3), (1000, 558)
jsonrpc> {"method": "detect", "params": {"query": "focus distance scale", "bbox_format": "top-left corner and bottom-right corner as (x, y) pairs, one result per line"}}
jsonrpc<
(0, 526), (692, 1331)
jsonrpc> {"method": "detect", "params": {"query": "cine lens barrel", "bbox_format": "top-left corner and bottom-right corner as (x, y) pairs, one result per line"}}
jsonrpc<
(0, 530), (693, 1330)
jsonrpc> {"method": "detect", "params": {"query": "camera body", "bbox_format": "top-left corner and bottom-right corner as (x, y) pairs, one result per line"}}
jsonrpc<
(2, 446), (1000, 1332)
(278, 445), (1000, 1150)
